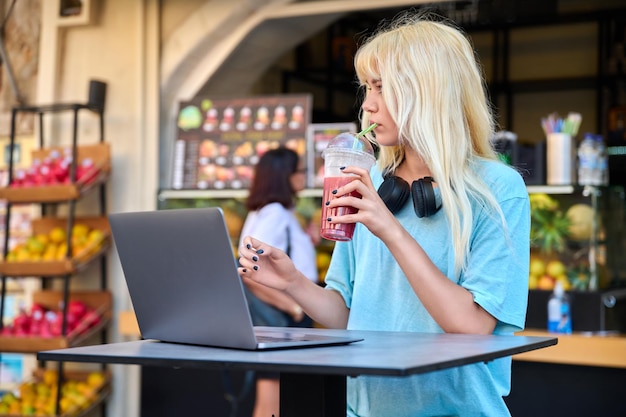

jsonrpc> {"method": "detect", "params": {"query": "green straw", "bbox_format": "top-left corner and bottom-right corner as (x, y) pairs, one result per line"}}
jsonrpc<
(355, 123), (377, 138)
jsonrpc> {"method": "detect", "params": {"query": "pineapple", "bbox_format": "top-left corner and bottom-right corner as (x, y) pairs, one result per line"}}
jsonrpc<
(529, 193), (571, 254)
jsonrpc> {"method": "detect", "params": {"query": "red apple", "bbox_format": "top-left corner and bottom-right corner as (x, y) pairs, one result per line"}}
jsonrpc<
(53, 159), (70, 182)
(13, 310), (31, 334)
(39, 319), (53, 338)
(30, 308), (45, 335)
(68, 300), (88, 320)
(31, 303), (47, 316)
(46, 311), (61, 336)
(77, 158), (99, 185)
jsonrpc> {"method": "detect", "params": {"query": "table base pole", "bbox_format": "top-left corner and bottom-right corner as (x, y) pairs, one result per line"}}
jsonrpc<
(280, 373), (346, 417)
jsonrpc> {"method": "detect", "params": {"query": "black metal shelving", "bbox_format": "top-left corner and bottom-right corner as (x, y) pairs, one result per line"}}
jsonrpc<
(0, 80), (111, 417)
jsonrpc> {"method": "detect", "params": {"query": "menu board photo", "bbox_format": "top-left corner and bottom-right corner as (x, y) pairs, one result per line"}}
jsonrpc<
(307, 122), (357, 188)
(171, 94), (312, 190)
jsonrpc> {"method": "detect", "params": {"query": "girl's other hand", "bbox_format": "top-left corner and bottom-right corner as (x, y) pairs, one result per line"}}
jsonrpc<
(238, 236), (299, 291)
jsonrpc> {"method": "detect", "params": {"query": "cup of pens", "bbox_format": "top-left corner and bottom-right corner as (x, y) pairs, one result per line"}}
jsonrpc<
(542, 112), (582, 186)
(320, 124), (377, 241)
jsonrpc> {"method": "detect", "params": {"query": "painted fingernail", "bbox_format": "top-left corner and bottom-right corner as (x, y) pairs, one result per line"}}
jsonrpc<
(252, 256), (258, 262)
(242, 268), (247, 273)
(253, 265), (259, 271)
(332, 189), (338, 194)
(327, 217), (332, 222)
(325, 201), (330, 206)
(256, 249), (264, 254)
(246, 244), (251, 249)
(339, 166), (346, 170)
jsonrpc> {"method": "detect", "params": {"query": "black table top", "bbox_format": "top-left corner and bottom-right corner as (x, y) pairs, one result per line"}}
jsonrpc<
(37, 327), (557, 377)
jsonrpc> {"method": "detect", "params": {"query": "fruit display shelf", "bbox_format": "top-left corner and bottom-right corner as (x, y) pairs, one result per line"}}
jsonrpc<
(0, 290), (112, 353)
(0, 241), (110, 277)
(0, 143), (110, 204)
(0, 368), (111, 417)
(0, 216), (110, 277)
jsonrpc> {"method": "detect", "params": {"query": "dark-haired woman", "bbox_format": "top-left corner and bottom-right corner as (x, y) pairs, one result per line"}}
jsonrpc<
(239, 146), (317, 417)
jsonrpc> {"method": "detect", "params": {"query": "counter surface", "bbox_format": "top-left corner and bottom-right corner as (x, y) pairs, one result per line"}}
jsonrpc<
(514, 329), (626, 368)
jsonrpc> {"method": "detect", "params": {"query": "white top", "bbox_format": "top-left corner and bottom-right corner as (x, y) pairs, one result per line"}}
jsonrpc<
(240, 202), (318, 282)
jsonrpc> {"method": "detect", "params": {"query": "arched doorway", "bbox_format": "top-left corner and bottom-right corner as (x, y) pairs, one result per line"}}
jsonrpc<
(159, 0), (446, 186)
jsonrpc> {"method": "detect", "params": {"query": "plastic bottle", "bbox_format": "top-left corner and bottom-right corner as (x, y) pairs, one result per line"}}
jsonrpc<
(547, 281), (572, 334)
(577, 133), (596, 186)
(593, 134), (609, 186)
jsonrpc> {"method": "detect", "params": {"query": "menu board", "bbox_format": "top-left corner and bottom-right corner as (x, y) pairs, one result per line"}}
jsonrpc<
(307, 122), (357, 188)
(171, 94), (311, 190)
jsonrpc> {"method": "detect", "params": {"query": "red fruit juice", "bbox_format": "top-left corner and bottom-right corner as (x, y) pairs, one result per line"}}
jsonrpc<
(320, 176), (361, 241)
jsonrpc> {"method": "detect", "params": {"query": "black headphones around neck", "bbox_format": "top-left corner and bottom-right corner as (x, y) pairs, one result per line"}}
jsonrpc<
(377, 175), (442, 218)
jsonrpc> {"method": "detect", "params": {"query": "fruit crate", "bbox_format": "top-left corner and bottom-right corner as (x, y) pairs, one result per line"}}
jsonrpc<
(0, 368), (111, 417)
(0, 216), (110, 277)
(0, 290), (112, 353)
(0, 143), (111, 203)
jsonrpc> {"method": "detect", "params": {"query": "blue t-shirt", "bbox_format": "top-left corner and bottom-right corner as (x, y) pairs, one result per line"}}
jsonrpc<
(324, 159), (530, 417)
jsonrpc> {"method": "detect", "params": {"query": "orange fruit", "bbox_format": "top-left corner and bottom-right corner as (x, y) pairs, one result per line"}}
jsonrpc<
(42, 369), (58, 386)
(537, 275), (555, 290)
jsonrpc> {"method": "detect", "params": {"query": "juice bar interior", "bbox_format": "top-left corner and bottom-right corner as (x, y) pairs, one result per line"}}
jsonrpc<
(3, 1), (624, 417)
(148, 2), (626, 416)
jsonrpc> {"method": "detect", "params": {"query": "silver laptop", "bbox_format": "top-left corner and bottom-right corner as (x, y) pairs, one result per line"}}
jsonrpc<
(108, 207), (363, 350)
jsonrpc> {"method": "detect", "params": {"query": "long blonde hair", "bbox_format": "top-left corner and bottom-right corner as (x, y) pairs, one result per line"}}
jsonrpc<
(355, 13), (505, 276)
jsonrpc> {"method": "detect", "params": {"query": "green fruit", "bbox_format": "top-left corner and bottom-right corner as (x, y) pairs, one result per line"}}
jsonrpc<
(530, 193), (571, 254)
(26, 236), (45, 254)
(177, 105), (202, 131)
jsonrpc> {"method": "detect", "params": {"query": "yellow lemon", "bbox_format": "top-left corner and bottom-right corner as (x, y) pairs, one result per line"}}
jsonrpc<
(72, 223), (90, 239)
(556, 274), (571, 290)
(43, 244), (58, 261)
(49, 227), (67, 244)
(529, 258), (546, 277)
(56, 242), (68, 260)
(86, 371), (105, 388)
(87, 229), (105, 245)
(528, 274), (539, 289)
(35, 233), (49, 246)
(546, 260), (566, 278)
(16, 248), (31, 261)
